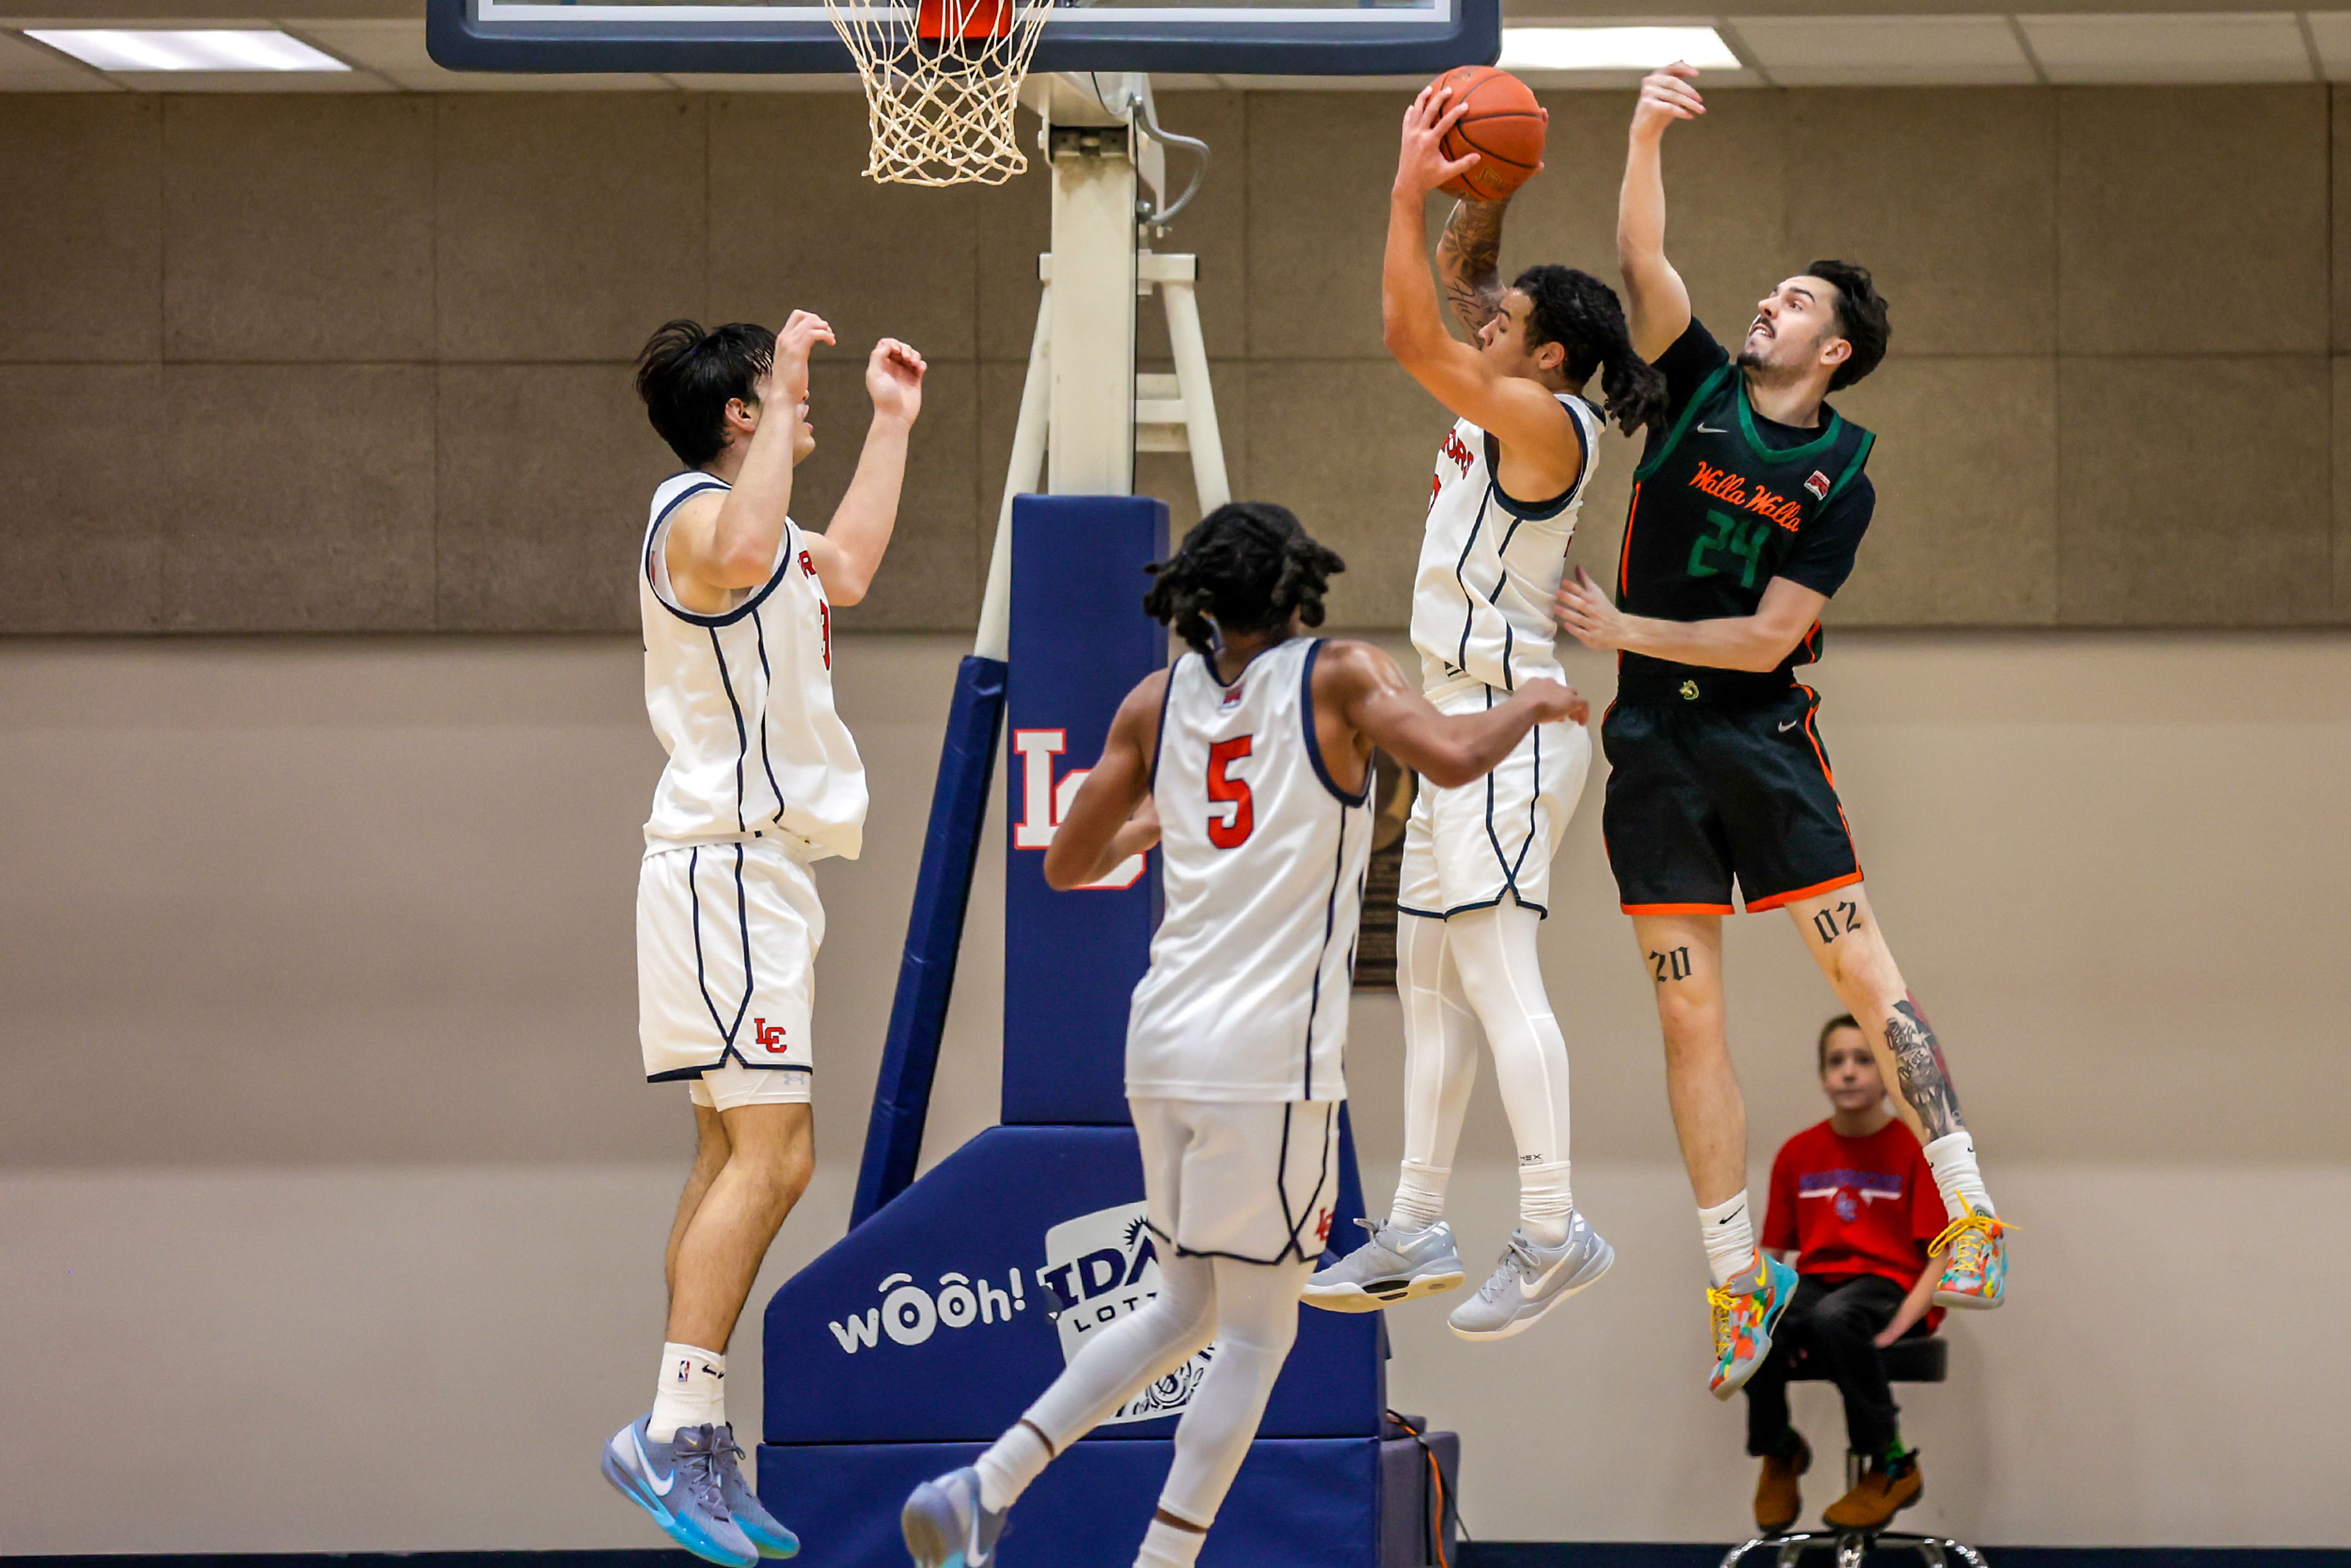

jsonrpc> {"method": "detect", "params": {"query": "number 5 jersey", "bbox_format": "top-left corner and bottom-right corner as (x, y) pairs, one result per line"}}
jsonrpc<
(1125, 638), (1373, 1106)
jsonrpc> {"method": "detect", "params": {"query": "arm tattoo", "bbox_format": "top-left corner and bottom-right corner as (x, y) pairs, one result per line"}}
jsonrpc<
(1884, 996), (1964, 1140)
(1436, 198), (1507, 334)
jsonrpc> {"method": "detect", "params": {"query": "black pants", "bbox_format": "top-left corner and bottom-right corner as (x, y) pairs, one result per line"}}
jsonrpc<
(1743, 1273), (1918, 1458)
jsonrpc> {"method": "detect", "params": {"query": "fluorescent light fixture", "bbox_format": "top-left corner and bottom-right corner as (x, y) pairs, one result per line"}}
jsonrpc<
(23, 28), (350, 71)
(1498, 24), (1742, 73)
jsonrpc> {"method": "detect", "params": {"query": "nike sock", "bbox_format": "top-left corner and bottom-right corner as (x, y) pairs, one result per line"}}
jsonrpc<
(975, 1421), (1052, 1514)
(649, 1343), (726, 1442)
(1134, 1515), (1209, 1568)
(1518, 1159), (1573, 1248)
(1389, 1163), (1449, 1234)
(1921, 1132), (1993, 1221)
(1698, 1191), (1757, 1288)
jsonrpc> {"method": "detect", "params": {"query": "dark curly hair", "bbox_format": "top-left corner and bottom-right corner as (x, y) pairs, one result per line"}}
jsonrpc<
(1805, 260), (1891, 392)
(1512, 264), (1668, 437)
(634, 318), (776, 467)
(1142, 501), (1347, 658)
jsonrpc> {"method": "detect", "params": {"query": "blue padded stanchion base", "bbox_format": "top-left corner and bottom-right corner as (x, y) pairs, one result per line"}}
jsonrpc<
(760, 1434), (1453, 1568)
(766, 1124), (1379, 1446)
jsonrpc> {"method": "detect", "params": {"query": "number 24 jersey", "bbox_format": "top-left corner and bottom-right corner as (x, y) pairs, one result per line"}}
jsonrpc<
(1125, 638), (1373, 1106)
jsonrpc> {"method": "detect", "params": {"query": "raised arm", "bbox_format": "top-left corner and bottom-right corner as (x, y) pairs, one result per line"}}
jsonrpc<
(1436, 197), (1508, 336)
(1384, 86), (1581, 478)
(1043, 673), (1166, 891)
(800, 338), (926, 608)
(1556, 566), (1826, 672)
(667, 310), (831, 605)
(1314, 640), (1585, 790)
(1619, 66), (1703, 362)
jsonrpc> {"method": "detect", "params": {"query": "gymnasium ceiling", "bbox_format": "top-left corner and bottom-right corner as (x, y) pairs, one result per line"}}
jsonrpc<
(8, 0), (2351, 89)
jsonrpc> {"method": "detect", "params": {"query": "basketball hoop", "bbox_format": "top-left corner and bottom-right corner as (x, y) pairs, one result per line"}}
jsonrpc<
(822, 0), (1051, 186)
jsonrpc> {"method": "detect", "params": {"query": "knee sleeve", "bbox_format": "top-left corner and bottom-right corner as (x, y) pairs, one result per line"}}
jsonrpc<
(1393, 915), (1480, 1228)
(1026, 1251), (1217, 1451)
(1156, 1258), (1311, 1526)
(1446, 905), (1574, 1185)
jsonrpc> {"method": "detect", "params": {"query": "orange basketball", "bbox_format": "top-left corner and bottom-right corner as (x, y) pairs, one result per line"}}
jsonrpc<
(1430, 65), (1545, 202)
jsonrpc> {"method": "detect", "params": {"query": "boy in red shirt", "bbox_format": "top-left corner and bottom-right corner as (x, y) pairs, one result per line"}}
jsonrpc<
(1747, 1016), (1948, 1534)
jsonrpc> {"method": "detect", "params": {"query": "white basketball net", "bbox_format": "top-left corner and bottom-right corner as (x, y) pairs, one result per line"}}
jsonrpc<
(823, 0), (1052, 186)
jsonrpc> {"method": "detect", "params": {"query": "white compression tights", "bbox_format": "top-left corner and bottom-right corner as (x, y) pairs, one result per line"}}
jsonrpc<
(975, 1250), (1314, 1560)
(1390, 902), (1575, 1242)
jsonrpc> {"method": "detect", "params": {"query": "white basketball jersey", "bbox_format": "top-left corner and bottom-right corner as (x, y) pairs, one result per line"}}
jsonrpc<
(640, 471), (867, 860)
(1411, 395), (1602, 705)
(1125, 639), (1372, 1104)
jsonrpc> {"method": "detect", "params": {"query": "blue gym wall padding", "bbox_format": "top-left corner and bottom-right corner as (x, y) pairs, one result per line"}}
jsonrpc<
(852, 652), (1008, 1228)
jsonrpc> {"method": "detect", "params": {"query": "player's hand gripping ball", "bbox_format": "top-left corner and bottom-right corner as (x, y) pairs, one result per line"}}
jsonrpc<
(1429, 65), (1546, 201)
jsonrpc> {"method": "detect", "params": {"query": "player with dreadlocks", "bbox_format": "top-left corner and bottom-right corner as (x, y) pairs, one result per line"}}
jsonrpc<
(901, 501), (1584, 1568)
(1308, 80), (1670, 1341)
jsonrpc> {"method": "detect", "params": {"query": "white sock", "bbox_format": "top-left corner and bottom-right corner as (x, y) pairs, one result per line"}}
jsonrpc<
(1134, 1515), (1209, 1568)
(1698, 1191), (1757, 1288)
(1389, 1164), (1448, 1234)
(1922, 1132), (1993, 1221)
(649, 1343), (726, 1442)
(975, 1421), (1052, 1514)
(1518, 1159), (1574, 1248)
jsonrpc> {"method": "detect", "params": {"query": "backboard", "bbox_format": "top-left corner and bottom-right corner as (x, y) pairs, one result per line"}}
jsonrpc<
(425, 0), (1499, 78)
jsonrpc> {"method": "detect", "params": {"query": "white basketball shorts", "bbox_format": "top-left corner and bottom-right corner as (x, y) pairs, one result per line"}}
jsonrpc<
(1399, 697), (1591, 920)
(637, 837), (822, 1110)
(1133, 1097), (1341, 1266)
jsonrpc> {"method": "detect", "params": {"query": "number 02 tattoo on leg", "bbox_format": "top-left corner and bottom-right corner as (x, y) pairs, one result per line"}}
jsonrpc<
(1649, 947), (1692, 983)
(1884, 994), (1963, 1138)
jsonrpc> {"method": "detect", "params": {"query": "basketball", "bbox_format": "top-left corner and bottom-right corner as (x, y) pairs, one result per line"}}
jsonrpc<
(1430, 64), (1545, 201)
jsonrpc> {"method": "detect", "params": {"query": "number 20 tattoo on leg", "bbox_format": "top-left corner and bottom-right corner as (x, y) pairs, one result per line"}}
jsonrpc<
(1649, 946), (1692, 983)
(1883, 992), (1964, 1139)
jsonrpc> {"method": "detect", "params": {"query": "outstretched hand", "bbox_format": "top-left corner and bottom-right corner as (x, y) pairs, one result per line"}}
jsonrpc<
(770, 310), (835, 408)
(1518, 677), (1591, 727)
(866, 337), (926, 424)
(1632, 62), (1705, 144)
(1395, 81), (1481, 199)
(1555, 565), (1631, 651)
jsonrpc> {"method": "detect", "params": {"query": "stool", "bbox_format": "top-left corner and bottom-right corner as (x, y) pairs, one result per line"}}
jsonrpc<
(1719, 1335), (1988, 1568)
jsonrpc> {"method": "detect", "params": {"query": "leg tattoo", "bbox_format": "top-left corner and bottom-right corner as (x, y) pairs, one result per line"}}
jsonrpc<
(1883, 995), (1963, 1138)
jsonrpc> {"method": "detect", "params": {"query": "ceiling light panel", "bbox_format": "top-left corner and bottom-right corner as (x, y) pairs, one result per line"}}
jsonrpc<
(1498, 25), (1742, 74)
(24, 28), (350, 72)
(1730, 15), (2036, 85)
(2015, 12), (2311, 83)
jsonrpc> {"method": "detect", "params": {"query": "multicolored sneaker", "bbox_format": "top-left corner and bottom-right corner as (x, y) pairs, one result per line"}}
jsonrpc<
(1931, 1207), (2009, 1309)
(712, 1425), (800, 1558)
(600, 1416), (757, 1567)
(1706, 1251), (1798, 1401)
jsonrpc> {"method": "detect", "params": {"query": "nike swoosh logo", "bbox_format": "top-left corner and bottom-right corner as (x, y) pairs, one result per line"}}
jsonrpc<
(1519, 1255), (1570, 1298)
(1779, 719), (1799, 732)
(632, 1429), (677, 1497)
(1697, 423), (1728, 434)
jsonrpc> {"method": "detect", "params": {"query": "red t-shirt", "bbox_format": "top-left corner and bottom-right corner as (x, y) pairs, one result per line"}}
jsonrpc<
(1762, 1118), (1946, 1330)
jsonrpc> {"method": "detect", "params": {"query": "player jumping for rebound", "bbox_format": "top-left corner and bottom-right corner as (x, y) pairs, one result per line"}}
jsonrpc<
(1308, 81), (1667, 1340)
(1551, 65), (2008, 1423)
(901, 503), (1584, 1568)
(602, 313), (926, 1566)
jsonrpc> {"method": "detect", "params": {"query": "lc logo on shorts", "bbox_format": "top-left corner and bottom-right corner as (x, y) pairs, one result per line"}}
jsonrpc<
(1039, 1202), (1213, 1425)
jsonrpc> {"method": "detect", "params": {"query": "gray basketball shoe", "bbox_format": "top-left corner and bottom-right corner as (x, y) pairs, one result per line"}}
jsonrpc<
(1446, 1213), (1615, 1341)
(601, 1416), (758, 1567)
(1302, 1218), (1467, 1311)
(902, 1465), (1005, 1568)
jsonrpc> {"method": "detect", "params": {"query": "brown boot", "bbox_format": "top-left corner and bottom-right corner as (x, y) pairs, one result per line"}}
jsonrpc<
(1823, 1449), (1924, 1531)
(1753, 1432), (1811, 1533)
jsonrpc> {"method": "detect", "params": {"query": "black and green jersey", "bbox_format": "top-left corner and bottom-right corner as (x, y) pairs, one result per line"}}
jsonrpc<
(1614, 320), (1875, 705)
